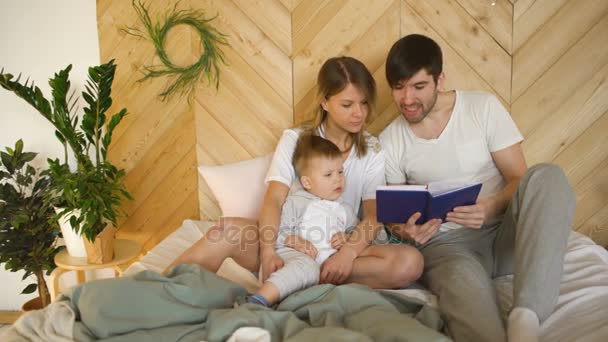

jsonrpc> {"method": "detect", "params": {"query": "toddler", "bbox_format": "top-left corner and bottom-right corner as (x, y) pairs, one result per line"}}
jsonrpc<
(246, 134), (358, 307)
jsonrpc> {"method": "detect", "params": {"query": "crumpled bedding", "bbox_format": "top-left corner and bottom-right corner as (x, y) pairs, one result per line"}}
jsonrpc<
(5, 264), (450, 342)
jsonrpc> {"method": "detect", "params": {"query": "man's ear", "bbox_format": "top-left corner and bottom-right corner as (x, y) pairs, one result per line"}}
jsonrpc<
(437, 72), (446, 91)
(300, 176), (312, 190)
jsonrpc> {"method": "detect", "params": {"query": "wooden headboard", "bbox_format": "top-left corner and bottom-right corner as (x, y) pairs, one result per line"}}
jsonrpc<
(98, 0), (608, 253)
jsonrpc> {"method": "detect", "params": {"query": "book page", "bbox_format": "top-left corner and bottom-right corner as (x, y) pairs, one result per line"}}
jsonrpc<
(427, 181), (475, 196)
(376, 185), (427, 191)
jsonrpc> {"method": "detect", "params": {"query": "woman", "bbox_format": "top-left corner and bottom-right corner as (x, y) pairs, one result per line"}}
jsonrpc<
(167, 57), (423, 289)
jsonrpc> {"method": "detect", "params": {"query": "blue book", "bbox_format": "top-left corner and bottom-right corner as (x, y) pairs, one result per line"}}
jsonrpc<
(376, 182), (482, 224)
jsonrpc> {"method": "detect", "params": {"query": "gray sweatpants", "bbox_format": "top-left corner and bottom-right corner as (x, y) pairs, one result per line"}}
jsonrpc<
(266, 247), (320, 300)
(419, 163), (576, 342)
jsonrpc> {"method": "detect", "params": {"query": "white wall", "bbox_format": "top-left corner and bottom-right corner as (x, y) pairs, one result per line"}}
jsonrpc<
(0, 0), (100, 310)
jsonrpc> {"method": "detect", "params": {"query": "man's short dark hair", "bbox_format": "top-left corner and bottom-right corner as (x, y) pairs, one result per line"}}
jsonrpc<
(385, 34), (443, 88)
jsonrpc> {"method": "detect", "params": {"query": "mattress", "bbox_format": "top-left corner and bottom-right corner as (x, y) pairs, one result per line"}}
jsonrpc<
(125, 219), (608, 342)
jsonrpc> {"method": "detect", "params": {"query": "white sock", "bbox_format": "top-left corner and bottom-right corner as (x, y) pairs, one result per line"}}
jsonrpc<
(507, 307), (540, 342)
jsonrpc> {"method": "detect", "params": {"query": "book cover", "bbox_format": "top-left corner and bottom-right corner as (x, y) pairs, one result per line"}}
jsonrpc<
(376, 182), (482, 224)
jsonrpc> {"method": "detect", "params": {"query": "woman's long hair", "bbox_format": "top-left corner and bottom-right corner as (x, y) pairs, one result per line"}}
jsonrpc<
(300, 56), (377, 157)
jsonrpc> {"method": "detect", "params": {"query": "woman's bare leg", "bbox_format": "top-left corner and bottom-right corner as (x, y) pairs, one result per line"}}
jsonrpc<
(347, 244), (423, 289)
(164, 217), (261, 274)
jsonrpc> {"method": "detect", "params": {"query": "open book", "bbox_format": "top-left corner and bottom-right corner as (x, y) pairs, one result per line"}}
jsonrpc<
(376, 181), (482, 224)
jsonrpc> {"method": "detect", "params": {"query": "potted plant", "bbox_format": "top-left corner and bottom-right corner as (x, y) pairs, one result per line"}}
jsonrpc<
(0, 139), (61, 308)
(0, 60), (132, 264)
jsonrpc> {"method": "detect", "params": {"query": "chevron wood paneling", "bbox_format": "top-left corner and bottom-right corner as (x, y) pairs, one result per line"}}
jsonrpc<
(512, 0), (607, 101)
(98, 0), (608, 249)
(193, 0), (293, 221)
(512, 0), (608, 243)
(293, 0), (399, 126)
(512, 0), (569, 53)
(457, 0), (513, 54)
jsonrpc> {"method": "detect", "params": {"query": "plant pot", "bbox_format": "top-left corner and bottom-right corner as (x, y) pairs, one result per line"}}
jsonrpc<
(55, 208), (87, 258)
(83, 224), (117, 264)
(21, 296), (43, 312)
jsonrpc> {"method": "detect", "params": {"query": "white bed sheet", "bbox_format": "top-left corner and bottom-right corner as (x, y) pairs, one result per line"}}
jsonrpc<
(125, 219), (608, 342)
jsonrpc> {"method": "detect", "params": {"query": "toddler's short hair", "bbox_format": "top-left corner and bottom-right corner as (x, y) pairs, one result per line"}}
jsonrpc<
(292, 133), (342, 176)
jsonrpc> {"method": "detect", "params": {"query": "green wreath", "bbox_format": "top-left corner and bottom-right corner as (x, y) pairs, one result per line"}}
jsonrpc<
(125, 0), (228, 101)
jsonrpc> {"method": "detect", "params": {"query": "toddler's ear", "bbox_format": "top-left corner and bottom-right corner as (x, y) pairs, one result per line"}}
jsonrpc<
(300, 176), (312, 190)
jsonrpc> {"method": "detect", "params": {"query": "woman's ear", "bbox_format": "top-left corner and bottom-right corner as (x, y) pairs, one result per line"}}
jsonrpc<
(300, 176), (312, 190)
(320, 99), (328, 112)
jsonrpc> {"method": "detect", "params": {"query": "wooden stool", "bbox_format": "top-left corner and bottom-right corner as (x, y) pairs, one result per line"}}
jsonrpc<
(49, 239), (141, 301)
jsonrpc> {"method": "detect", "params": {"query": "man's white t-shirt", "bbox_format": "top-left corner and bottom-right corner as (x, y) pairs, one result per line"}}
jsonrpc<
(379, 90), (523, 230)
(265, 127), (386, 218)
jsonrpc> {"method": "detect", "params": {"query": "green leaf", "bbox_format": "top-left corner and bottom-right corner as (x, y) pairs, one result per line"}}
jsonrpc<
(49, 65), (72, 118)
(26, 165), (36, 177)
(21, 283), (37, 294)
(15, 139), (24, 155)
(54, 130), (66, 145)
(0, 70), (53, 121)
(21, 271), (32, 281)
(23, 152), (37, 163)
(1, 151), (14, 173)
(102, 108), (128, 159)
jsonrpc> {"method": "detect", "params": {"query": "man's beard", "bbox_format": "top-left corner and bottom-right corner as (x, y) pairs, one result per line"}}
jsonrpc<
(401, 90), (438, 124)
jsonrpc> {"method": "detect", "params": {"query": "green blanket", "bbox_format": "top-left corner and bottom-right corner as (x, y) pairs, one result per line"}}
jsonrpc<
(59, 264), (449, 341)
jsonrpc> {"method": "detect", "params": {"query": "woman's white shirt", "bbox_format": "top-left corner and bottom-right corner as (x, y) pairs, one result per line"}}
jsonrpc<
(265, 127), (386, 217)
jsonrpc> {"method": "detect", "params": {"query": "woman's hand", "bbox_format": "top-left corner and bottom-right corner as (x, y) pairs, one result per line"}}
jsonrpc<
(330, 232), (350, 250)
(284, 234), (318, 260)
(391, 212), (442, 244)
(320, 246), (357, 284)
(260, 249), (284, 281)
(446, 196), (499, 228)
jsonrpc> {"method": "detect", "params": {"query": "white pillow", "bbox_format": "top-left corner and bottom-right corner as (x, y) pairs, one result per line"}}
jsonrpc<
(198, 154), (272, 220)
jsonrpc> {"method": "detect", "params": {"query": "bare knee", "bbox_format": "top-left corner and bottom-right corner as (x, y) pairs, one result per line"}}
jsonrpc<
(165, 224), (239, 273)
(218, 218), (259, 248)
(385, 246), (424, 288)
(394, 246), (424, 288)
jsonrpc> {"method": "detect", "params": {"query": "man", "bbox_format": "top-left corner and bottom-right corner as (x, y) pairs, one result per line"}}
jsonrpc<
(379, 34), (576, 342)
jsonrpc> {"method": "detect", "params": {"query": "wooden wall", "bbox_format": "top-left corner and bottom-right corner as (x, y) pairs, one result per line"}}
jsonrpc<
(97, 1), (201, 252)
(97, 0), (608, 251)
(511, 0), (608, 245)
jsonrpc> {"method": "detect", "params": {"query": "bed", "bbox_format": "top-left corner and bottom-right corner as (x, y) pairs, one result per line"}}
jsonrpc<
(8, 218), (605, 341)
(5, 155), (608, 341)
(127, 219), (608, 342)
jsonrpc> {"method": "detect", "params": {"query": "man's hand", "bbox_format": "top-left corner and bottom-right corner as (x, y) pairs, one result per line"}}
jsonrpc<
(391, 212), (442, 244)
(446, 196), (499, 228)
(330, 232), (350, 250)
(320, 246), (357, 284)
(260, 249), (284, 281)
(284, 234), (318, 259)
